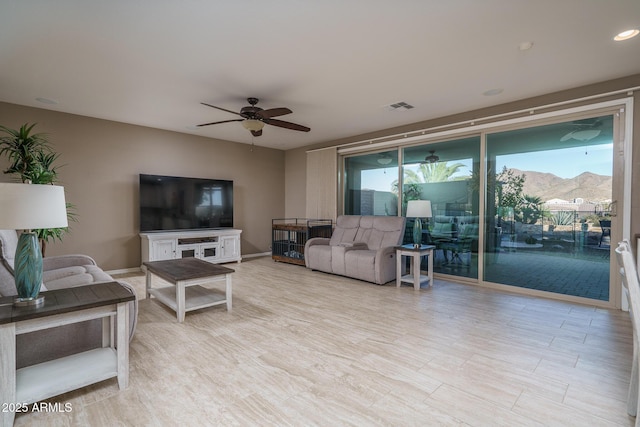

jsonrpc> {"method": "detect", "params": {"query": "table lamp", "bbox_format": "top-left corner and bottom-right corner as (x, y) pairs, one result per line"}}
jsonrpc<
(0, 183), (68, 306)
(406, 200), (432, 248)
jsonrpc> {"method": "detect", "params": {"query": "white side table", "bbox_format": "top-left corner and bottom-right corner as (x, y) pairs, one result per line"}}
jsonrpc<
(396, 244), (435, 290)
(0, 282), (133, 426)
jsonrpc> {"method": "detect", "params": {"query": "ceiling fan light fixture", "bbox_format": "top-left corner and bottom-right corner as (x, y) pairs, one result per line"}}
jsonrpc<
(561, 129), (601, 142)
(424, 150), (439, 163)
(614, 29), (639, 41)
(377, 154), (393, 165)
(242, 119), (265, 132)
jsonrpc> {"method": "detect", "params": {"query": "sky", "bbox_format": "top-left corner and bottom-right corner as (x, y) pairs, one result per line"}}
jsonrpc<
(496, 144), (613, 179)
(361, 143), (613, 192)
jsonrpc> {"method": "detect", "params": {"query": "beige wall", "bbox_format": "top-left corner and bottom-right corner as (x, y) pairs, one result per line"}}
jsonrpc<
(284, 148), (307, 218)
(3, 75), (639, 271)
(285, 74), (640, 241)
(0, 102), (285, 270)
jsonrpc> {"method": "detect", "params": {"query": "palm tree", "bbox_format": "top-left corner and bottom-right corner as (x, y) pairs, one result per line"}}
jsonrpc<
(392, 160), (467, 196)
(519, 194), (544, 224)
(391, 161), (467, 216)
(404, 161), (466, 184)
(0, 123), (56, 183)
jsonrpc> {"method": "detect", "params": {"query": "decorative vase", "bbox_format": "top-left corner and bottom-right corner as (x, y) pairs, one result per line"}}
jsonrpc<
(412, 217), (422, 247)
(14, 232), (43, 300)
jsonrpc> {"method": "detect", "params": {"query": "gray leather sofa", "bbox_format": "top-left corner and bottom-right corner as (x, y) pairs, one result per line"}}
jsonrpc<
(304, 215), (406, 284)
(0, 229), (138, 368)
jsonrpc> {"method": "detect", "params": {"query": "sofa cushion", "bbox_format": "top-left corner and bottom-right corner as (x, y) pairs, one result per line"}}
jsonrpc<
(330, 245), (352, 276)
(0, 256), (16, 297)
(344, 249), (377, 283)
(43, 265), (114, 290)
(329, 215), (361, 246)
(0, 229), (18, 270)
(355, 216), (405, 250)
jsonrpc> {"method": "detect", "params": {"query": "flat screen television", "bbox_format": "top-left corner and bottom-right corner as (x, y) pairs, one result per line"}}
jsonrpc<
(139, 174), (233, 232)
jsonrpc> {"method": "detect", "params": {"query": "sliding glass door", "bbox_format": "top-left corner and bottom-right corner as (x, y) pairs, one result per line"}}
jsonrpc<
(402, 137), (480, 279)
(340, 105), (626, 305)
(484, 115), (614, 301)
(344, 150), (399, 216)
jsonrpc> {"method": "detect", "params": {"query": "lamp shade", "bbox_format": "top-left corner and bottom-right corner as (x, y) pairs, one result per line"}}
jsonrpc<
(406, 200), (432, 218)
(0, 183), (68, 230)
(242, 119), (265, 132)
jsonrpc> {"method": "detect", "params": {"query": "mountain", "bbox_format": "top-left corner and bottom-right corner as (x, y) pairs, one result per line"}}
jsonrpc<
(508, 169), (612, 202)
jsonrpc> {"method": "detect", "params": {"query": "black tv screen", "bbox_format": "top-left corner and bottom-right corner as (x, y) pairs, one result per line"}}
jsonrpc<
(139, 174), (233, 232)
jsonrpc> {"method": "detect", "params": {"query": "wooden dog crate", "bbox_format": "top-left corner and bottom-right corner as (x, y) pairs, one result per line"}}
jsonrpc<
(272, 218), (333, 265)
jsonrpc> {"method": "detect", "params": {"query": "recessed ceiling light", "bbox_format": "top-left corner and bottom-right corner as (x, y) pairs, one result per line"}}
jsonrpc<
(483, 88), (503, 96)
(35, 97), (58, 105)
(614, 29), (639, 41)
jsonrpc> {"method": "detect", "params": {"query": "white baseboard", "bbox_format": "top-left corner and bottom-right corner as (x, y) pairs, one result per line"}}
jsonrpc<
(243, 252), (271, 259)
(107, 267), (142, 275)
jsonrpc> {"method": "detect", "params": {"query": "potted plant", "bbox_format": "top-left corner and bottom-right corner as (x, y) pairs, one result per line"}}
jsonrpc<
(0, 123), (76, 256)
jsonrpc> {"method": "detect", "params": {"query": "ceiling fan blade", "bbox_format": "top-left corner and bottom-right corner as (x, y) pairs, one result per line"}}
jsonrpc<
(257, 108), (292, 119)
(251, 129), (263, 137)
(197, 119), (243, 127)
(263, 118), (310, 132)
(201, 102), (242, 117)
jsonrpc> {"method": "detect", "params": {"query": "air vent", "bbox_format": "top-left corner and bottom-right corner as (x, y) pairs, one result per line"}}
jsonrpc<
(384, 101), (414, 111)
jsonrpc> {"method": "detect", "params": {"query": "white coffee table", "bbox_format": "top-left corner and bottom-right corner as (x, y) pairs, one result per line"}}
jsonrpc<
(144, 258), (234, 323)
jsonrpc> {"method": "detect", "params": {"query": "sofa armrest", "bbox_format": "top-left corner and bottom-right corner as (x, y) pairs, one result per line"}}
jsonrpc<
(304, 237), (331, 269)
(43, 254), (98, 271)
(376, 245), (397, 257)
(374, 246), (399, 284)
(374, 246), (398, 268)
(306, 237), (330, 248)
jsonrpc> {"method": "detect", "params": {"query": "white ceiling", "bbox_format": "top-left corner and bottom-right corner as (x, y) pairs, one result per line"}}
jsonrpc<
(1, 1), (639, 151)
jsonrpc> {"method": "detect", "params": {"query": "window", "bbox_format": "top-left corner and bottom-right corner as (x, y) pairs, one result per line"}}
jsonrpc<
(338, 102), (628, 306)
(402, 137), (480, 279)
(484, 115), (614, 300)
(344, 150), (398, 216)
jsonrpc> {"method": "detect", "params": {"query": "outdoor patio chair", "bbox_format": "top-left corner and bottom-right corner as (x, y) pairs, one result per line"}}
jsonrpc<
(599, 220), (611, 247)
(614, 240), (640, 424)
(439, 223), (478, 266)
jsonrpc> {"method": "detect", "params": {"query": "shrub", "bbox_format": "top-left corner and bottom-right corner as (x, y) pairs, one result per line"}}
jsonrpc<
(525, 236), (538, 244)
(551, 211), (574, 226)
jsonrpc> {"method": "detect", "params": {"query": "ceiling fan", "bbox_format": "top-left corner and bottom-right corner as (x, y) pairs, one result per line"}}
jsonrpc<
(197, 97), (310, 137)
(421, 150), (440, 164)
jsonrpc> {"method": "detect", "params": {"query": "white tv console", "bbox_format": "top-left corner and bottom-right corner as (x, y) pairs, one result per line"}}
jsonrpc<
(140, 229), (242, 269)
